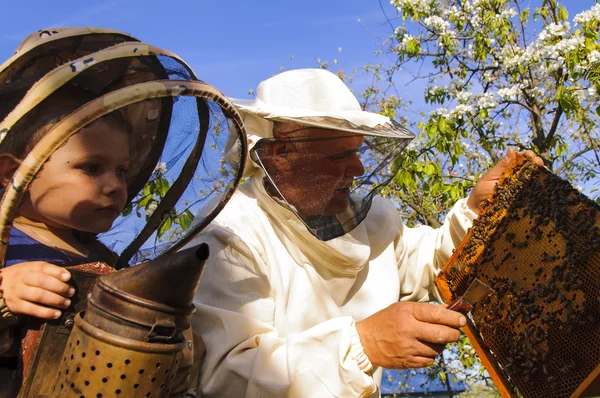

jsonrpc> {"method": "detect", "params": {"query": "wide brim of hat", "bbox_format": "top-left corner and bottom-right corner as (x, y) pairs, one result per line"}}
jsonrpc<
(231, 97), (415, 140)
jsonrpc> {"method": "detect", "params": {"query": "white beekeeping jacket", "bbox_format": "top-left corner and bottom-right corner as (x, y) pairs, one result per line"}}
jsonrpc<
(185, 172), (477, 397)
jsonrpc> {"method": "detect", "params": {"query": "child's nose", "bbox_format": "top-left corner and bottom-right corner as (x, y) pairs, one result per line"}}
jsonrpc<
(104, 174), (126, 196)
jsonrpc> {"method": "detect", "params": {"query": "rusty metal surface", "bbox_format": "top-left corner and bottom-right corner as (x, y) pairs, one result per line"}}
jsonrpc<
(86, 245), (208, 342)
(18, 262), (116, 397)
(49, 314), (183, 397)
(19, 245), (208, 397)
(436, 155), (600, 398)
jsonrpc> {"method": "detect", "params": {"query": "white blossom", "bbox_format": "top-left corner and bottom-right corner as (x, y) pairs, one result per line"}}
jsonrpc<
(450, 104), (474, 119)
(396, 34), (417, 52)
(145, 201), (158, 216)
(589, 50), (600, 64)
(538, 22), (571, 41)
(428, 85), (447, 96)
(154, 162), (167, 175)
(497, 86), (520, 101)
(424, 15), (450, 33)
(391, 0), (432, 14)
(501, 7), (517, 18)
(482, 71), (497, 84)
(455, 91), (473, 103)
(574, 4), (600, 26)
(476, 93), (497, 109)
(429, 107), (450, 118)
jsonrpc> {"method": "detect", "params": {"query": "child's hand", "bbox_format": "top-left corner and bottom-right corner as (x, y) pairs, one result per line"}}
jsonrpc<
(0, 261), (74, 319)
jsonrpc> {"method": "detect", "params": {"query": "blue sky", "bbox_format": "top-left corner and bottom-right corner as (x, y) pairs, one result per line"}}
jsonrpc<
(0, 1), (593, 103)
(1, 0), (399, 99)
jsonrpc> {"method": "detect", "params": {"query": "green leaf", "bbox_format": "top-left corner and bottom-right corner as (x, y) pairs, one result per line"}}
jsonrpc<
(427, 122), (438, 137)
(121, 203), (133, 217)
(450, 185), (461, 201)
(157, 217), (172, 238)
(558, 6), (568, 22)
(156, 177), (170, 197)
(424, 163), (436, 176)
(179, 210), (194, 231)
(138, 195), (153, 209)
(520, 8), (530, 24)
(438, 118), (448, 133)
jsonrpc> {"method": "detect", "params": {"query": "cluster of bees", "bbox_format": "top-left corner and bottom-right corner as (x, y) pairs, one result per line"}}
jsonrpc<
(438, 157), (600, 398)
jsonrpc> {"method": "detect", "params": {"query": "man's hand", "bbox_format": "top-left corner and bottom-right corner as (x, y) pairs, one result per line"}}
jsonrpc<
(0, 261), (74, 319)
(355, 302), (466, 369)
(467, 148), (544, 214)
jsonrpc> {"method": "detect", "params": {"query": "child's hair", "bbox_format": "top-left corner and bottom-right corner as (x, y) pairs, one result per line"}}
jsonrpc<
(0, 83), (131, 159)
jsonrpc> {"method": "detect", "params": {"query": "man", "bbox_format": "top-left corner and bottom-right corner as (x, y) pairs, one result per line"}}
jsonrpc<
(187, 68), (541, 397)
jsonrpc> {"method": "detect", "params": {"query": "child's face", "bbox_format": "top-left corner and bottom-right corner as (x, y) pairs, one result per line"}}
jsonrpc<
(20, 117), (129, 233)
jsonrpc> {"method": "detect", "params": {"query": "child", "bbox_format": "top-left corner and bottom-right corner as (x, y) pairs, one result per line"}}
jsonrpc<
(0, 83), (132, 397)
(0, 26), (246, 398)
(0, 105), (130, 321)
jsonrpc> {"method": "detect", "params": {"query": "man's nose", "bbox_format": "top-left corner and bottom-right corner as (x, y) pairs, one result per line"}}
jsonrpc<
(345, 153), (365, 177)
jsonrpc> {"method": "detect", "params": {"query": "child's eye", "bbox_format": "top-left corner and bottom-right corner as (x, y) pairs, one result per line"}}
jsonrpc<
(81, 164), (100, 174)
(116, 167), (129, 178)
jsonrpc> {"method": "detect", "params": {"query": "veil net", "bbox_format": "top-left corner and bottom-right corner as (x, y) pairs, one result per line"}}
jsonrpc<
(251, 126), (411, 240)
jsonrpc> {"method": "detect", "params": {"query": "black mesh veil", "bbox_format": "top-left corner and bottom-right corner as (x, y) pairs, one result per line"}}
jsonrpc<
(0, 32), (246, 268)
(250, 125), (411, 241)
(105, 90), (245, 267)
(0, 27), (139, 123)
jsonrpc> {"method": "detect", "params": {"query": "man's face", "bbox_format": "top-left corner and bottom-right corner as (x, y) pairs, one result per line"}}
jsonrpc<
(267, 126), (365, 217)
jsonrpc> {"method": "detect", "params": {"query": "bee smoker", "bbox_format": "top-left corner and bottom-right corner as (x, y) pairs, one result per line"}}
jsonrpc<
(48, 244), (208, 398)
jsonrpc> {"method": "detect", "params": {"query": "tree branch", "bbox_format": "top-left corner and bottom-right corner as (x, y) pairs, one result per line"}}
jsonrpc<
(545, 105), (564, 146)
(395, 191), (441, 228)
(554, 147), (593, 174)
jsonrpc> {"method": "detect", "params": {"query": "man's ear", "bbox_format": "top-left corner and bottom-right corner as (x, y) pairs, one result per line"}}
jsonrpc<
(0, 154), (22, 187)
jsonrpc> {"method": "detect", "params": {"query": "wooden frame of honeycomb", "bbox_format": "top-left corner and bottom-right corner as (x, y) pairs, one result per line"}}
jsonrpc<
(436, 155), (600, 398)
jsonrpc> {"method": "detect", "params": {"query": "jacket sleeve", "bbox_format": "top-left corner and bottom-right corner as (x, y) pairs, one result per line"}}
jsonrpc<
(395, 198), (478, 302)
(186, 227), (377, 398)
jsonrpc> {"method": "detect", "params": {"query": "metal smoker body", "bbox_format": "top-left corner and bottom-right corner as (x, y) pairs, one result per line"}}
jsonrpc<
(50, 244), (208, 397)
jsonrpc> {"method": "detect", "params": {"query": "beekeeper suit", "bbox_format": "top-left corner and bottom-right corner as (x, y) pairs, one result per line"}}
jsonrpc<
(185, 69), (518, 397)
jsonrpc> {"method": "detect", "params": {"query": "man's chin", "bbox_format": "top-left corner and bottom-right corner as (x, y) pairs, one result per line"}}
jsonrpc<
(325, 200), (349, 216)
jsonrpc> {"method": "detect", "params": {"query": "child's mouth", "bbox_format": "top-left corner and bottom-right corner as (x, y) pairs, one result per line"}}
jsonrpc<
(96, 206), (121, 216)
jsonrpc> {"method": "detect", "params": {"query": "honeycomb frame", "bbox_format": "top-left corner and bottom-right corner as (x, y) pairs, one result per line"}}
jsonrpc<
(436, 155), (600, 398)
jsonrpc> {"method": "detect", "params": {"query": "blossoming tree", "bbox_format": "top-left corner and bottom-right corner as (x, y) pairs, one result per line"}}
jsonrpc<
(367, 0), (600, 231)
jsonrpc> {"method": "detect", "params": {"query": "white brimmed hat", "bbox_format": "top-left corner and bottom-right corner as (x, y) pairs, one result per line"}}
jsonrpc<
(232, 68), (414, 176)
(232, 68), (414, 139)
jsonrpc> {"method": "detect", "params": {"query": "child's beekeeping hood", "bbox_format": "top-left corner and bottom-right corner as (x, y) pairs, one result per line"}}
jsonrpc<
(0, 27), (247, 267)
